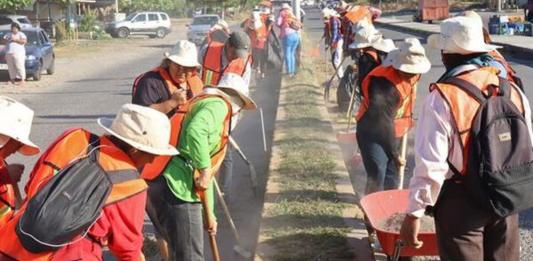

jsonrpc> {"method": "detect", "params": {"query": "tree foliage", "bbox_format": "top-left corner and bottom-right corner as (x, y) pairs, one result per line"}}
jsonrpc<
(119, 0), (185, 13)
(0, 0), (33, 12)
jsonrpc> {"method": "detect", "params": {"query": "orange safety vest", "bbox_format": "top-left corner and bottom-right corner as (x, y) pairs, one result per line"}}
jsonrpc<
(345, 5), (372, 24)
(132, 67), (203, 100)
(0, 165), (14, 229)
(356, 65), (418, 138)
(489, 50), (521, 87)
(0, 129), (147, 261)
(141, 92), (233, 180)
(244, 18), (269, 49)
(201, 42), (225, 86)
(201, 43), (252, 86)
(430, 67), (525, 173)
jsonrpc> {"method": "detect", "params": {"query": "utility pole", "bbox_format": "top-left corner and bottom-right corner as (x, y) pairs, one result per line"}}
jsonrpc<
(115, 0), (119, 13)
(293, 0), (301, 20)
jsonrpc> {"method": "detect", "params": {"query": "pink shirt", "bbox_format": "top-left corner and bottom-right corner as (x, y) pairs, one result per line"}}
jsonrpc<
(276, 9), (296, 38)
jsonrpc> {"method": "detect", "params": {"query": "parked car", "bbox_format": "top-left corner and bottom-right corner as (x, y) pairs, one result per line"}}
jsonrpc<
(106, 11), (171, 38)
(0, 15), (32, 30)
(186, 14), (220, 45)
(0, 28), (55, 81)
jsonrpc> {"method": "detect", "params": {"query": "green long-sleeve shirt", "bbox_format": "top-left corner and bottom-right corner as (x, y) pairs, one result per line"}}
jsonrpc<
(162, 96), (229, 219)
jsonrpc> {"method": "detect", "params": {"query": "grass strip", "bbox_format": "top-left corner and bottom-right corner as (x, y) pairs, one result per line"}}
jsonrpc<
(259, 33), (355, 261)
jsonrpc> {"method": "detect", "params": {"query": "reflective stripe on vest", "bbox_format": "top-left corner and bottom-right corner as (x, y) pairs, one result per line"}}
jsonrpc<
(356, 65), (418, 137)
(202, 42), (225, 86)
(141, 93), (233, 180)
(0, 129), (147, 260)
(430, 67), (525, 173)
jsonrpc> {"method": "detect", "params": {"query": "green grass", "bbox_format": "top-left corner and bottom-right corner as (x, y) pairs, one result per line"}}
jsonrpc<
(261, 34), (355, 260)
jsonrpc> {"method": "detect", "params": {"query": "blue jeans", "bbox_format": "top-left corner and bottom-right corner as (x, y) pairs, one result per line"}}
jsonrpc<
(283, 33), (300, 74)
(357, 137), (399, 194)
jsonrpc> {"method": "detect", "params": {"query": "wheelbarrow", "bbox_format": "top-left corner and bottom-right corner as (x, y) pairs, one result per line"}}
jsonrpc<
(360, 190), (439, 261)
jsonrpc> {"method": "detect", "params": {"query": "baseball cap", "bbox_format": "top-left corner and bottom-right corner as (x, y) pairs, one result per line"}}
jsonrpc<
(228, 31), (250, 58)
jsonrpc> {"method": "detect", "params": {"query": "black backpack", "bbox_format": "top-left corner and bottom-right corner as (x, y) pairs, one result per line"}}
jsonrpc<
(16, 135), (138, 253)
(440, 77), (533, 218)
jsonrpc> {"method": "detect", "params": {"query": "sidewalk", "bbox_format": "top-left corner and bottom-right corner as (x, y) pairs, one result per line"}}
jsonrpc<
(375, 11), (533, 56)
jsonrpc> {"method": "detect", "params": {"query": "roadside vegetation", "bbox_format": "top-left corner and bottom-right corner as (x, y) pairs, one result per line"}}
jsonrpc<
(258, 34), (356, 260)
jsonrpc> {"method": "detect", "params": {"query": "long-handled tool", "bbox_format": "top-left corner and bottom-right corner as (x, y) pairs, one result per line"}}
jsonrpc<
(13, 184), (23, 210)
(213, 180), (252, 258)
(259, 108), (267, 153)
(324, 56), (347, 103)
(345, 76), (359, 132)
(397, 133), (408, 190)
(229, 137), (259, 196)
(198, 190), (221, 261)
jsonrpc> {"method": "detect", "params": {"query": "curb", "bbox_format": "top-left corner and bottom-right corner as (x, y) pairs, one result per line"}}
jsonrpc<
(374, 20), (533, 58)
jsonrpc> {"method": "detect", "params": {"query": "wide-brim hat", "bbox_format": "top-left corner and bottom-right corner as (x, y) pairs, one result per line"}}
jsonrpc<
(427, 16), (500, 55)
(383, 38), (431, 74)
(217, 74), (257, 110)
(164, 40), (201, 68)
(0, 96), (39, 155)
(371, 38), (396, 53)
(98, 104), (179, 156)
(349, 23), (382, 49)
(259, 0), (272, 7)
(281, 3), (291, 10)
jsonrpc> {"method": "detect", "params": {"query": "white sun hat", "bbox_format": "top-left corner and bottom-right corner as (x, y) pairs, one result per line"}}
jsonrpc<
(0, 96), (39, 155)
(281, 3), (292, 10)
(164, 40), (201, 68)
(371, 38), (396, 53)
(427, 16), (500, 55)
(383, 38), (431, 74)
(98, 104), (179, 156)
(217, 74), (257, 110)
(349, 23), (382, 49)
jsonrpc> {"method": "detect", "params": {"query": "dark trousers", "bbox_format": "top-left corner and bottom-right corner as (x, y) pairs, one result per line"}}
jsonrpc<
(357, 137), (399, 194)
(434, 182), (520, 261)
(252, 47), (267, 73)
(146, 176), (204, 261)
(218, 144), (234, 194)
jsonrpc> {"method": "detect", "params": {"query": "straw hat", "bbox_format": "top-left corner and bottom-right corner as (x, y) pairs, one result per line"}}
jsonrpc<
(98, 104), (179, 156)
(427, 16), (500, 55)
(371, 38), (396, 53)
(322, 8), (332, 18)
(259, 0), (272, 7)
(383, 38), (431, 74)
(164, 40), (201, 68)
(349, 23), (382, 49)
(461, 10), (482, 24)
(0, 96), (39, 155)
(217, 74), (257, 110)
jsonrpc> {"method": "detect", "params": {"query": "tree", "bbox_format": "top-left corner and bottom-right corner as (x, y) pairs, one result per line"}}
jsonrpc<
(0, 0), (33, 12)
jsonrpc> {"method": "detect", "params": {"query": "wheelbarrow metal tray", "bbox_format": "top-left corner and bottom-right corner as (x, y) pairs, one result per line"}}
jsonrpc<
(360, 189), (439, 256)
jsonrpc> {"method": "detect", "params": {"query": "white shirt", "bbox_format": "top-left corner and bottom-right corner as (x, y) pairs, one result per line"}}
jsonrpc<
(407, 71), (533, 217)
(4, 31), (26, 55)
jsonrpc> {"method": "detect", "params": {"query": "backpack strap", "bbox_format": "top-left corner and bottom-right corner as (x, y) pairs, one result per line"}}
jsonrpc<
(497, 77), (512, 99)
(441, 77), (487, 103)
(87, 134), (100, 162)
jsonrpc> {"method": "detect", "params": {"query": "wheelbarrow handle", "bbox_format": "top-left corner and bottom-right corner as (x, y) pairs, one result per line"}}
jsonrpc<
(391, 240), (405, 261)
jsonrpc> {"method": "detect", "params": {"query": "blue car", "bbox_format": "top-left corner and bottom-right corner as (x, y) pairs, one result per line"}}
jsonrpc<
(0, 27), (55, 81)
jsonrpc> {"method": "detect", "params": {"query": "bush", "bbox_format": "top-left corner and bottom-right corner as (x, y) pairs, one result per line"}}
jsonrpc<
(79, 10), (98, 32)
(54, 20), (67, 42)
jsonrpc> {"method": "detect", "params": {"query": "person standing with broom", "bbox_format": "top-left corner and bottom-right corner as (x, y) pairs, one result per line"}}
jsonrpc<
(355, 38), (430, 195)
(147, 74), (256, 261)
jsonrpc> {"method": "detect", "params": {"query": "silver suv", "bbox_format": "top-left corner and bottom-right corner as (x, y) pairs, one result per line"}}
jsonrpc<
(187, 14), (220, 45)
(106, 12), (171, 38)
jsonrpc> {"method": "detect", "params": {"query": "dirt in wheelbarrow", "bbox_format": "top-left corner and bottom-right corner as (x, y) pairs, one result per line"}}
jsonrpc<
(378, 213), (435, 233)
